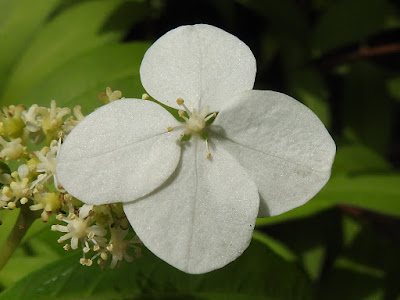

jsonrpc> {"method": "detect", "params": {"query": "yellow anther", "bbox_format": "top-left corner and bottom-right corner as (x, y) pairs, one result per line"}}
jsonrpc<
(178, 110), (185, 117)
(142, 93), (150, 100)
(101, 252), (108, 260)
(63, 244), (71, 251)
(64, 193), (72, 202)
(93, 245), (100, 252)
(206, 153), (211, 158)
(7, 202), (16, 209)
(167, 127), (174, 132)
(11, 171), (18, 179)
(83, 246), (90, 253)
(20, 197), (28, 204)
(176, 98), (184, 105)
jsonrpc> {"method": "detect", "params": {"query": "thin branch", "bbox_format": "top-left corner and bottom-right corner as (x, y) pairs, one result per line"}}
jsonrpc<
(0, 206), (38, 271)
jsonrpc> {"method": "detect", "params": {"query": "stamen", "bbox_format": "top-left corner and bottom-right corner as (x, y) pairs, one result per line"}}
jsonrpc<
(205, 139), (211, 159)
(176, 98), (191, 117)
(205, 112), (217, 122)
(167, 127), (174, 132)
(142, 94), (149, 100)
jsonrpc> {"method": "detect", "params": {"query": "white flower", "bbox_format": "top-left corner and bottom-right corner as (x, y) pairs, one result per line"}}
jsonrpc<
(52, 204), (107, 251)
(56, 24), (336, 274)
(0, 137), (27, 160)
(30, 139), (61, 190)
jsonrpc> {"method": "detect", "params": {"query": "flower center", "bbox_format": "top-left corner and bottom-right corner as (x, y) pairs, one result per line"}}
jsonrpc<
(167, 98), (216, 158)
(175, 98), (216, 135)
(67, 218), (88, 239)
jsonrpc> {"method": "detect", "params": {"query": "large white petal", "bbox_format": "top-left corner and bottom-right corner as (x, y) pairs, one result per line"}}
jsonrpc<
(140, 24), (256, 111)
(56, 99), (182, 205)
(123, 137), (259, 274)
(211, 90), (336, 217)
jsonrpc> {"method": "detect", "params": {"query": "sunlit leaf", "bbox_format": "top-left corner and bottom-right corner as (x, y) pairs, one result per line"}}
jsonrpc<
(333, 143), (392, 175)
(0, 0), (60, 92)
(1, 43), (150, 114)
(317, 174), (400, 217)
(0, 0), (145, 104)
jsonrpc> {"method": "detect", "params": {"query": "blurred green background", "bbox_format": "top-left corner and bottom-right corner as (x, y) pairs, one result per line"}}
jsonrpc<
(0, 0), (400, 299)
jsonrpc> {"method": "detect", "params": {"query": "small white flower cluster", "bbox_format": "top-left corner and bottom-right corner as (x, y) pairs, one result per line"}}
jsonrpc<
(1, 88), (141, 269)
(52, 201), (142, 269)
(0, 100), (82, 215)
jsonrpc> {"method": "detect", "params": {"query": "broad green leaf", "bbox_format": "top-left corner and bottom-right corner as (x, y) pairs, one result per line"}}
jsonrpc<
(333, 143), (392, 175)
(311, 0), (399, 55)
(317, 174), (400, 217)
(0, 0), (60, 91)
(0, 239), (312, 300)
(1, 42), (150, 114)
(0, 0), (143, 104)
(256, 196), (334, 226)
(0, 237), (61, 289)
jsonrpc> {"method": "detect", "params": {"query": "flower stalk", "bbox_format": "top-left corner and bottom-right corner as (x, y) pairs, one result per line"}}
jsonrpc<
(0, 206), (39, 271)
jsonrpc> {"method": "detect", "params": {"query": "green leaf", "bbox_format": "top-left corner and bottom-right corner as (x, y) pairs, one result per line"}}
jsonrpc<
(316, 174), (400, 217)
(0, 239), (312, 300)
(0, 237), (61, 289)
(1, 42), (150, 114)
(311, 0), (399, 55)
(0, 0), (139, 104)
(0, 0), (60, 91)
(256, 196), (334, 226)
(332, 143), (392, 175)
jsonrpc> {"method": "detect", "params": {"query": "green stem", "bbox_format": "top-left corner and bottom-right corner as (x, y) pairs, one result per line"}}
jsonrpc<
(0, 206), (38, 271)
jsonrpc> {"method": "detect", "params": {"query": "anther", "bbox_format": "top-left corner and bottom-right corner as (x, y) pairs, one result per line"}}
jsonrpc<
(176, 98), (184, 105)
(178, 110), (185, 117)
(142, 93), (149, 100)
(167, 127), (174, 132)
